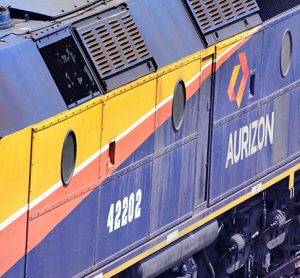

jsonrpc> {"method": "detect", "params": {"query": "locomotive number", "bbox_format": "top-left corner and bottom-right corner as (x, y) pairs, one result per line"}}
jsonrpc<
(107, 189), (142, 233)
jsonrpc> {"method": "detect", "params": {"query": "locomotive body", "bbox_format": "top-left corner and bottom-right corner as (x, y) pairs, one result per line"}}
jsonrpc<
(1, 0), (300, 277)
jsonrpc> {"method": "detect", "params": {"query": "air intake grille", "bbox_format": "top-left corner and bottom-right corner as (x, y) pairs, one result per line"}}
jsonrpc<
(75, 10), (152, 80)
(185, 0), (260, 34)
(39, 36), (99, 107)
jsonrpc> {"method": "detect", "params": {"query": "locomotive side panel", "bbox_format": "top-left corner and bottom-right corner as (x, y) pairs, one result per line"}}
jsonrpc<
(260, 15), (300, 100)
(96, 163), (152, 266)
(288, 87), (300, 156)
(211, 108), (260, 201)
(210, 30), (264, 202)
(95, 79), (157, 266)
(194, 56), (214, 208)
(150, 60), (200, 235)
(256, 13), (300, 172)
(210, 12), (300, 202)
(26, 104), (102, 277)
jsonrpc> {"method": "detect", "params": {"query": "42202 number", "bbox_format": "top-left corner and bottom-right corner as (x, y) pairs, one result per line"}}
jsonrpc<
(107, 189), (142, 233)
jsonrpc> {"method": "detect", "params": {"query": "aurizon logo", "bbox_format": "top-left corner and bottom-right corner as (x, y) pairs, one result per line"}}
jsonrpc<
(227, 52), (249, 108)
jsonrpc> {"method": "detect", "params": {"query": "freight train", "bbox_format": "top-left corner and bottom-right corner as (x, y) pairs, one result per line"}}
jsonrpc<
(1, 0), (300, 277)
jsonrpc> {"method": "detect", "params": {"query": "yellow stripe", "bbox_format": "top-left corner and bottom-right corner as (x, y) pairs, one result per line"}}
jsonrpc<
(0, 128), (31, 222)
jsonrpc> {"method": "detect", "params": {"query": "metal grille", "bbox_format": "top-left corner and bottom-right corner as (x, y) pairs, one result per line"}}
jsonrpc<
(256, 0), (300, 20)
(39, 36), (99, 107)
(75, 10), (151, 79)
(185, 0), (260, 34)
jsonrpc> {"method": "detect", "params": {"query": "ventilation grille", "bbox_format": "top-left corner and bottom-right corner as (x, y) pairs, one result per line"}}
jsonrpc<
(75, 10), (152, 80)
(39, 36), (99, 107)
(256, 0), (300, 20)
(185, 0), (260, 34)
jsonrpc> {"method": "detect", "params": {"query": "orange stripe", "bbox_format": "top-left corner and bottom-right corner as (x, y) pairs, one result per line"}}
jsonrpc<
(186, 76), (200, 100)
(0, 214), (27, 277)
(155, 101), (173, 128)
(117, 115), (156, 165)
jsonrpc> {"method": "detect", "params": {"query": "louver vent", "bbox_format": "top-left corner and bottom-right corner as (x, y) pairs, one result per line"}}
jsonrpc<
(39, 35), (100, 107)
(182, 0), (262, 45)
(74, 6), (156, 91)
(186, 0), (260, 34)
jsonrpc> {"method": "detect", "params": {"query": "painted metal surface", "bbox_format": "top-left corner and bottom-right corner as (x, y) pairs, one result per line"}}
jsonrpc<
(95, 162), (152, 266)
(26, 191), (98, 278)
(150, 136), (196, 235)
(126, 0), (204, 68)
(0, 28), (251, 276)
(0, 39), (66, 137)
(210, 11), (300, 203)
(257, 0), (300, 20)
(1, 0), (103, 19)
(1, 1), (300, 277)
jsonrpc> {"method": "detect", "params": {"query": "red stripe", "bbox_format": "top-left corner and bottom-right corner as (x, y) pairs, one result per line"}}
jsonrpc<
(117, 114), (156, 165)
(186, 75), (200, 100)
(155, 100), (173, 128)
(0, 214), (27, 277)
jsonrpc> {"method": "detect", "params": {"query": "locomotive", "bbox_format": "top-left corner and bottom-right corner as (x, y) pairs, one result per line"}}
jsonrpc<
(1, 0), (300, 277)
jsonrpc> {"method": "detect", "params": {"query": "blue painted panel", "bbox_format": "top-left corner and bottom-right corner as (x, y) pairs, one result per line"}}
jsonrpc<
(256, 95), (288, 174)
(95, 162), (152, 265)
(210, 11), (300, 201)
(210, 109), (259, 201)
(155, 92), (199, 151)
(260, 14), (300, 98)
(1, 0), (101, 19)
(26, 191), (98, 278)
(117, 134), (154, 171)
(288, 87), (300, 156)
(194, 62), (213, 206)
(0, 39), (66, 137)
(150, 139), (196, 234)
(3, 258), (24, 278)
(214, 31), (263, 121)
(126, 0), (203, 68)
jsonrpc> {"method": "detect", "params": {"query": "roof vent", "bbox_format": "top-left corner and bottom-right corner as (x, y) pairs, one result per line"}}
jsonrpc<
(183, 0), (262, 45)
(73, 5), (156, 91)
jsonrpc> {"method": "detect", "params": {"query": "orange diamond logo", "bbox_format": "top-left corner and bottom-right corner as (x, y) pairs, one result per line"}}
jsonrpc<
(227, 52), (249, 108)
